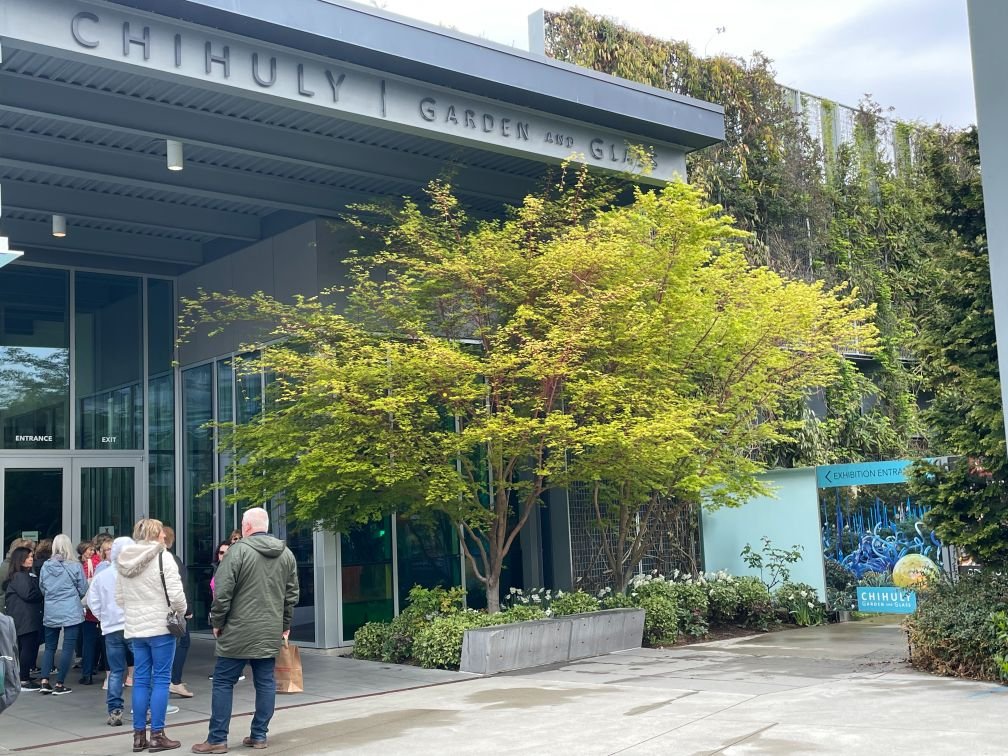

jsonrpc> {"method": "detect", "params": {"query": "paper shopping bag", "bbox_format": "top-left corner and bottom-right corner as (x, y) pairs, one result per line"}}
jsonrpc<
(275, 640), (304, 694)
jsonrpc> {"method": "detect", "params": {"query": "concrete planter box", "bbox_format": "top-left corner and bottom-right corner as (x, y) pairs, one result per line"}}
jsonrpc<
(459, 608), (644, 675)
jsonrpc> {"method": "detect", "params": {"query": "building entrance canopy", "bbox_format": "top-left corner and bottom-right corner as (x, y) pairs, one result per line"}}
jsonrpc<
(0, 0), (723, 275)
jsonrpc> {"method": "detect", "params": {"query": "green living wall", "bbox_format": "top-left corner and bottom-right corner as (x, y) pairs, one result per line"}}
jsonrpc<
(543, 8), (980, 468)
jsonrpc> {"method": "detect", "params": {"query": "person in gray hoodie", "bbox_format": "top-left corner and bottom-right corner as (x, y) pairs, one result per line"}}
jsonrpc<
(85, 536), (134, 727)
(38, 534), (87, 695)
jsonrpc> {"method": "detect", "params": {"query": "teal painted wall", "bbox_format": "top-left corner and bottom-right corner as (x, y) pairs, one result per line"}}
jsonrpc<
(701, 467), (826, 601)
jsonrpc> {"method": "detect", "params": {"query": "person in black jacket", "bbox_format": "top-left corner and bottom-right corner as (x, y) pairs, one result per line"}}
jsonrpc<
(2, 546), (44, 691)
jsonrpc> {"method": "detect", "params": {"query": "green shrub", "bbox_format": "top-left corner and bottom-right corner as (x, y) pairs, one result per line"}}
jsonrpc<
(413, 610), (492, 670)
(706, 578), (741, 624)
(774, 582), (826, 627)
(498, 605), (546, 623)
(735, 576), (776, 631)
(551, 590), (601, 616)
(600, 592), (635, 610)
(352, 621), (391, 661)
(402, 584), (467, 619)
(637, 593), (679, 646)
(668, 581), (709, 637)
(906, 572), (1008, 681)
(859, 571), (893, 587)
(380, 613), (421, 663)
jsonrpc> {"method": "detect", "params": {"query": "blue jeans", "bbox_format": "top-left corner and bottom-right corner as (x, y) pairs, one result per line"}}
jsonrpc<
(131, 634), (176, 731)
(171, 626), (191, 685)
(41, 623), (81, 685)
(208, 657), (275, 744)
(104, 631), (129, 713)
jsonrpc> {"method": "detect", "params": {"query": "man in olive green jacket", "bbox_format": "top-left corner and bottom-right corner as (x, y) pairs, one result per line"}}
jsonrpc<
(192, 507), (298, 754)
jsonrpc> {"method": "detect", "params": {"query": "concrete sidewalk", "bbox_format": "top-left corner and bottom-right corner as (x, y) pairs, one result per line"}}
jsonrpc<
(7, 618), (1008, 755)
(0, 635), (471, 752)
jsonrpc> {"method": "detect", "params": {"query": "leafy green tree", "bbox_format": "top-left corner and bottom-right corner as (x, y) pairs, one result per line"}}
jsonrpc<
(543, 9), (936, 464)
(908, 128), (1008, 566)
(183, 174), (875, 609)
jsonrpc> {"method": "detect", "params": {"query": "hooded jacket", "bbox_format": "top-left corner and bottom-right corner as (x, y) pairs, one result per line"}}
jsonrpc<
(115, 541), (186, 639)
(38, 555), (87, 628)
(84, 537), (133, 635)
(210, 533), (298, 659)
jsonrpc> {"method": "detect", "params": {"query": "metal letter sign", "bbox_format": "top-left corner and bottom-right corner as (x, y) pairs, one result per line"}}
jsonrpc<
(0, 0), (688, 182)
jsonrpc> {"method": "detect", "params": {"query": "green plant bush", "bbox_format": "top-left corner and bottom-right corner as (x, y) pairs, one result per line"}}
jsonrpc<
(551, 590), (601, 616)
(668, 581), (710, 637)
(859, 571), (893, 587)
(498, 605), (546, 623)
(637, 593), (679, 646)
(402, 584), (467, 618)
(906, 572), (1008, 681)
(735, 576), (777, 631)
(352, 621), (391, 661)
(380, 613), (421, 663)
(413, 610), (493, 670)
(600, 592), (635, 610)
(774, 582), (827, 627)
(706, 577), (741, 624)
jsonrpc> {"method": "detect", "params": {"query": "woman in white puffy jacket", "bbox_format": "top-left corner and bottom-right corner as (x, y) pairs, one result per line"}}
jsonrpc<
(115, 518), (186, 753)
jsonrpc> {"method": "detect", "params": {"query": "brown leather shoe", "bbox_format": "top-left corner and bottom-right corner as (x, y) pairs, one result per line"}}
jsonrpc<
(149, 729), (181, 752)
(242, 737), (268, 749)
(191, 742), (229, 754)
(132, 729), (148, 753)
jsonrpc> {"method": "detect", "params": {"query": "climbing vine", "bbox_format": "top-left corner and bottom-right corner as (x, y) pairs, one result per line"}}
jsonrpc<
(544, 7), (967, 464)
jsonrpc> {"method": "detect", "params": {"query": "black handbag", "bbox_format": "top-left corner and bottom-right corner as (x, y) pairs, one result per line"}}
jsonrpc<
(158, 551), (187, 639)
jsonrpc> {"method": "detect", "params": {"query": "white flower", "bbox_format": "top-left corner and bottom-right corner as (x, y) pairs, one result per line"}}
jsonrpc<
(807, 602), (815, 609)
(509, 587), (518, 594)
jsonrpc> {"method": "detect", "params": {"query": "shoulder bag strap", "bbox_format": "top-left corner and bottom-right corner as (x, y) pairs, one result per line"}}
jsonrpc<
(157, 551), (172, 610)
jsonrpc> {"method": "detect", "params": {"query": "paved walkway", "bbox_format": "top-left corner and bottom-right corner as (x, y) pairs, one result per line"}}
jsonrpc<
(6, 618), (1008, 754)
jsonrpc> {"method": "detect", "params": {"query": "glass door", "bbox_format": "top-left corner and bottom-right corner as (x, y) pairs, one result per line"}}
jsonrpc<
(0, 459), (71, 553)
(73, 458), (143, 542)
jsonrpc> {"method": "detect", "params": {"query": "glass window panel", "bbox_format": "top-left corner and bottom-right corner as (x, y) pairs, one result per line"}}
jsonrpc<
(80, 466), (134, 541)
(3, 468), (63, 552)
(396, 512), (462, 610)
(234, 352), (262, 424)
(75, 273), (142, 449)
(182, 364), (214, 630)
(147, 280), (176, 525)
(0, 267), (69, 449)
(268, 501), (315, 644)
(341, 517), (393, 641)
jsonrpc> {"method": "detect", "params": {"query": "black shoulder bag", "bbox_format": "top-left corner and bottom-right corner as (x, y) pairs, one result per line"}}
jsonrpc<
(158, 551), (187, 638)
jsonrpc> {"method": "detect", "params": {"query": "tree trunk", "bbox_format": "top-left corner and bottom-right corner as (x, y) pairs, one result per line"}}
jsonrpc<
(485, 575), (500, 613)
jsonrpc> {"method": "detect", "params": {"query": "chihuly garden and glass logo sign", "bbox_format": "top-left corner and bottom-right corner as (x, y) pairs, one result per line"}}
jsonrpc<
(0, 0), (684, 182)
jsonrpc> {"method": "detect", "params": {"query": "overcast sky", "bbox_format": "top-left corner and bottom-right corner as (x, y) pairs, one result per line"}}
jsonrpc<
(373, 0), (976, 127)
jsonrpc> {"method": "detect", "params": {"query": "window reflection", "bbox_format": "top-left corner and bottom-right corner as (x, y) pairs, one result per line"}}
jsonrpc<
(75, 273), (143, 449)
(0, 267), (69, 449)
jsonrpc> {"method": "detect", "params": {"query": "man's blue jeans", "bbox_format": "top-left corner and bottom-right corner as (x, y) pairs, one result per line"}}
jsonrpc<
(103, 631), (129, 713)
(131, 634), (176, 731)
(40, 623), (81, 685)
(208, 657), (275, 744)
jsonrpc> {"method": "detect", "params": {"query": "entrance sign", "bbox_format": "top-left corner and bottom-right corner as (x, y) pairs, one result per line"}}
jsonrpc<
(0, 0), (687, 182)
(856, 586), (916, 614)
(816, 460), (912, 489)
(21, 531), (39, 542)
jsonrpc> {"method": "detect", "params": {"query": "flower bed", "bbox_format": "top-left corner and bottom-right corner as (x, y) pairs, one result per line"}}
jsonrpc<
(353, 574), (829, 672)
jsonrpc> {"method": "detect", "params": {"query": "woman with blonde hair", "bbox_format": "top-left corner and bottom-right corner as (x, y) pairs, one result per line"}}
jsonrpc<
(38, 534), (87, 695)
(116, 518), (186, 752)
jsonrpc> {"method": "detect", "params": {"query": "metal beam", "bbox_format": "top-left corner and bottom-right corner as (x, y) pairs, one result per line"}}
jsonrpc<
(1, 179), (261, 241)
(0, 217), (203, 265)
(0, 129), (367, 217)
(0, 72), (539, 204)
